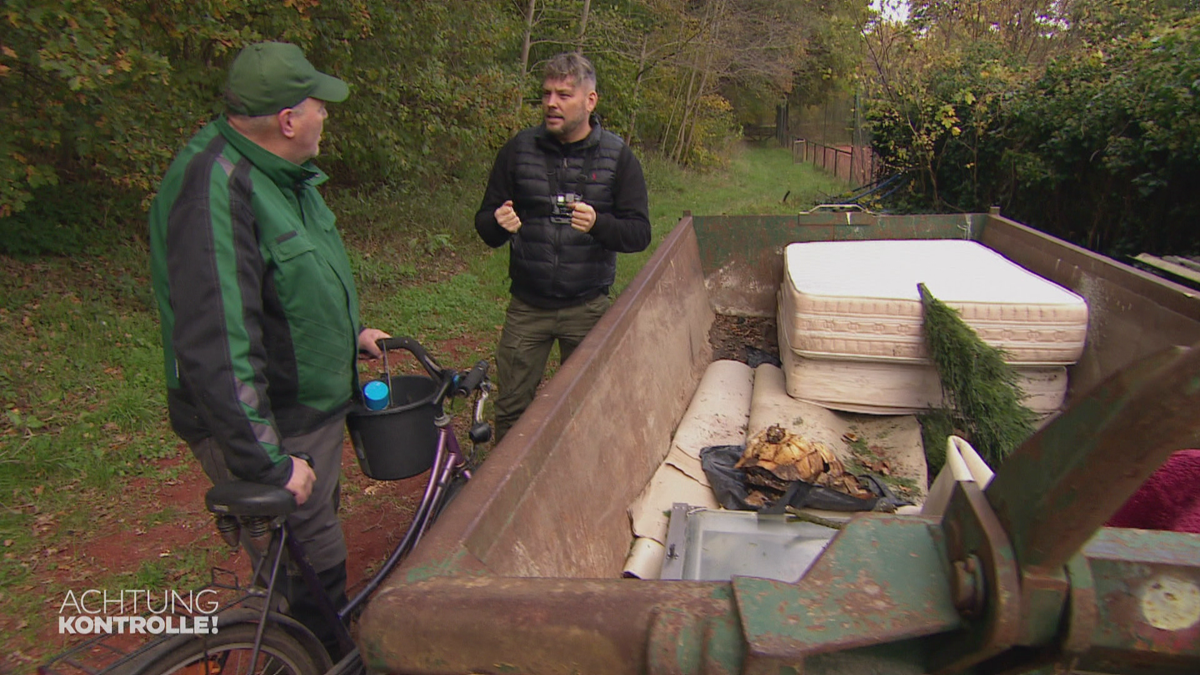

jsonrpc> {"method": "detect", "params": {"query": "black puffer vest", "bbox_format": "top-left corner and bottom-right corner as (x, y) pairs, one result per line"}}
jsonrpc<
(508, 121), (625, 306)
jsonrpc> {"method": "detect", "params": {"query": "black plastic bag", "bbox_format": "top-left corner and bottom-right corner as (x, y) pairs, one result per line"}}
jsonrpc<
(698, 445), (912, 512)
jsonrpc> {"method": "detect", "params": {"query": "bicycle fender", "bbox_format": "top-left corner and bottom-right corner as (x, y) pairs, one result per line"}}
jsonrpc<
(121, 607), (332, 675)
(218, 607), (334, 673)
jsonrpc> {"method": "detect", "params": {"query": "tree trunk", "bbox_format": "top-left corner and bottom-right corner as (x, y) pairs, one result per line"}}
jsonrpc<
(625, 35), (649, 144)
(672, 65), (701, 163)
(514, 0), (537, 130)
(679, 0), (724, 163)
(660, 72), (685, 152)
(577, 0), (592, 53)
(681, 57), (714, 163)
(660, 15), (694, 154)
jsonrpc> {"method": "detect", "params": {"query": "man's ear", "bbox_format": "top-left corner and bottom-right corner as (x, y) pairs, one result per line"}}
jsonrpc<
(277, 108), (297, 139)
(586, 90), (598, 113)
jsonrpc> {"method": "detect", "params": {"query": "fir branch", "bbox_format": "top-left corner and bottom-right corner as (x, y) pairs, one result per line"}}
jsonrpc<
(918, 283), (1037, 467)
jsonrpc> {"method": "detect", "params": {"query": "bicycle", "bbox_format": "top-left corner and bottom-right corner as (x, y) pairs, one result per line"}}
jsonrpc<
(40, 337), (492, 675)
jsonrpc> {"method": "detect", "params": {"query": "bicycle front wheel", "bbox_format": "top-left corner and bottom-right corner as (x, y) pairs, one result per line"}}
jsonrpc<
(138, 623), (323, 675)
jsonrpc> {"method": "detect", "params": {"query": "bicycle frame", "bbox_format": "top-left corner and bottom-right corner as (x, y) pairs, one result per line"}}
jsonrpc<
(218, 379), (488, 674)
(39, 340), (490, 675)
(341, 391), (484, 618)
(236, 518), (355, 673)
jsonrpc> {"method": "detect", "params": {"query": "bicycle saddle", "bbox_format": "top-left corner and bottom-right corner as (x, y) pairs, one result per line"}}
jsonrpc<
(205, 481), (297, 517)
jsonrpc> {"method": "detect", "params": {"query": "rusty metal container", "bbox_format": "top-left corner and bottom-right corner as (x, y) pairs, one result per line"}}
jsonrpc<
(358, 212), (1200, 675)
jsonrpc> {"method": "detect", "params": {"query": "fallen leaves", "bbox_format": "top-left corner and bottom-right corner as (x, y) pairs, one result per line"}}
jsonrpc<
(32, 513), (56, 537)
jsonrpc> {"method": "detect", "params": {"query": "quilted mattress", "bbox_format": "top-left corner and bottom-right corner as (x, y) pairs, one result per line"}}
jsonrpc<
(780, 240), (1088, 366)
(778, 318), (1069, 414)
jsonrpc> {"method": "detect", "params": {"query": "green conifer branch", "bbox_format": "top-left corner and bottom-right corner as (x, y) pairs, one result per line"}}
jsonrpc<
(918, 283), (1037, 469)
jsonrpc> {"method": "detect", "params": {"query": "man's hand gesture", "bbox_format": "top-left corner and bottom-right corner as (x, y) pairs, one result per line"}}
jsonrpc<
(495, 200), (522, 233)
(570, 201), (597, 233)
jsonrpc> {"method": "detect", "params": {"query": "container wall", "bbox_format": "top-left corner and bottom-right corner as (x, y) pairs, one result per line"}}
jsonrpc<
(389, 218), (716, 582)
(693, 212), (986, 316)
(979, 215), (1200, 401)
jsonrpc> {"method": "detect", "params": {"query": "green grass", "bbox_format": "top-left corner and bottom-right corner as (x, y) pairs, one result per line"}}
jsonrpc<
(0, 245), (179, 577)
(0, 141), (849, 667)
(619, 144), (846, 293)
(112, 548), (217, 591)
(0, 141), (844, 521)
(647, 143), (846, 219)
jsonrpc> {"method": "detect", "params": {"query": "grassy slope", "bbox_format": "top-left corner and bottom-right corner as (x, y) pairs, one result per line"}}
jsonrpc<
(344, 143), (844, 352)
(0, 143), (843, 668)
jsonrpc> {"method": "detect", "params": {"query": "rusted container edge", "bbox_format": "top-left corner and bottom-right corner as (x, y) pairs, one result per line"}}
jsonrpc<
(1082, 529), (1200, 670)
(981, 214), (1200, 318)
(980, 215), (1200, 400)
(359, 572), (740, 675)
(379, 216), (715, 584)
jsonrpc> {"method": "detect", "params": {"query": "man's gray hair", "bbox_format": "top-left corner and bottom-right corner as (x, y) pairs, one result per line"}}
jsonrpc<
(543, 52), (597, 92)
(226, 96), (319, 137)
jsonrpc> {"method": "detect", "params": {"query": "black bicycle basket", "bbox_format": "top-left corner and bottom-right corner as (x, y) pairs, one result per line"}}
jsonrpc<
(347, 373), (440, 480)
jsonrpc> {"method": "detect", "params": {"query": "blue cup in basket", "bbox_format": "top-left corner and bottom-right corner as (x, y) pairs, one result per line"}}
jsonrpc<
(363, 380), (390, 411)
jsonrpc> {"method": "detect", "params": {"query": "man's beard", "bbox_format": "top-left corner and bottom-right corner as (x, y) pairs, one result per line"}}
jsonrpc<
(548, 112), (585, 140)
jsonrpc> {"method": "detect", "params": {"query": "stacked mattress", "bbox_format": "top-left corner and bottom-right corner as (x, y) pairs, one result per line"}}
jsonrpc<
(777, 239), (1089, 414)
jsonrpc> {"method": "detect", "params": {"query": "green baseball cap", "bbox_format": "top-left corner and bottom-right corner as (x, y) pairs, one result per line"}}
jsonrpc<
(225, 42), (349, 116)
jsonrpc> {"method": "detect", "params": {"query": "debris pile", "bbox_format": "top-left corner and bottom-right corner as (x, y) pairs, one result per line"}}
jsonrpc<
(735, 424), (871, 506)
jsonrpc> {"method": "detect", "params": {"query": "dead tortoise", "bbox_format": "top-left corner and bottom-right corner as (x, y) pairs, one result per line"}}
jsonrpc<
(736, 424), (870, 499)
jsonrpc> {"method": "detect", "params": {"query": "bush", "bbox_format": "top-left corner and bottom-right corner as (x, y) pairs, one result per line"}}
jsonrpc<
(0, 0), (521, 253)
(866, 13), (1200, 256)
(1003, 17), (1200, 253)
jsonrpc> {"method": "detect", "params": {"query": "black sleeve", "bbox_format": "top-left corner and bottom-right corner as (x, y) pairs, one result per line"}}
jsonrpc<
(167, 157), (292, 487)
(475, 138), (517, 248)
(588, 144), (651, 253)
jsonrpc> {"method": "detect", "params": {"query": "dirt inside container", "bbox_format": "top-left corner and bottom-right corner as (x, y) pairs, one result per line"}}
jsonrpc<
(708, 314), (780, 367)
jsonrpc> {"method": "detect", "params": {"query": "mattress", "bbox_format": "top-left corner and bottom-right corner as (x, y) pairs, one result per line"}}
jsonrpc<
(780, 240), (1088, 366)
(778, 318), (1069, 415)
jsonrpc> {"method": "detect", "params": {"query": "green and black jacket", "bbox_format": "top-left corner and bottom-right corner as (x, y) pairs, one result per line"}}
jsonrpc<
(149, 117), (361, 487)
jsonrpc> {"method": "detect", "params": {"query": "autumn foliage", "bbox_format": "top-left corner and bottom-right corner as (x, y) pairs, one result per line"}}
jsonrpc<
(863, 0), (1200, 255)
(1, 0), (869, 254)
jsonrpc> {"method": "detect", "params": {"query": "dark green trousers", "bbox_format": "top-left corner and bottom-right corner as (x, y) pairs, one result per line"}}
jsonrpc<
(494, 294), (610, 442)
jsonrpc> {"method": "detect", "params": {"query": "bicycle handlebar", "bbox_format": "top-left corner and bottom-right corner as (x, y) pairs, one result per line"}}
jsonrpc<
(375, 336), (490, 406)
(375, 336), (444, 380)
(454, 360), (489, 397)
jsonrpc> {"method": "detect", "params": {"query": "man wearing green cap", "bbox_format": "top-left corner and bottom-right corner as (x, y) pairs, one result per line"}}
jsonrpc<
(148, 42), (385, 661)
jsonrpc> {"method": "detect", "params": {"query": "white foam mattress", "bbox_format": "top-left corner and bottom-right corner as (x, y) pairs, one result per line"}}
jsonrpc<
(778, 321), (1068, 414)
(780, 240), (1088, 366)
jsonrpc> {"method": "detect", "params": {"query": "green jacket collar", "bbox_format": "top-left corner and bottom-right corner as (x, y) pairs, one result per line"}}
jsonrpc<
(216, 115), (329, 188)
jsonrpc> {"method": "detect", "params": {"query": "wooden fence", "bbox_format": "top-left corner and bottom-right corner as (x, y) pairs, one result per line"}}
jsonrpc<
(792, 139), (877, 186)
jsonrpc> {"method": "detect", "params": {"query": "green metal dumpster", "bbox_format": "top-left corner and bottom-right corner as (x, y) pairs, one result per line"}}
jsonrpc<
(358, 211), (1200, 675)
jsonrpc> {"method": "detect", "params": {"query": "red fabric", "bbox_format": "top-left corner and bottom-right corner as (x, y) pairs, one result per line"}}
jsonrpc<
(1106, 450), (1200, 534)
